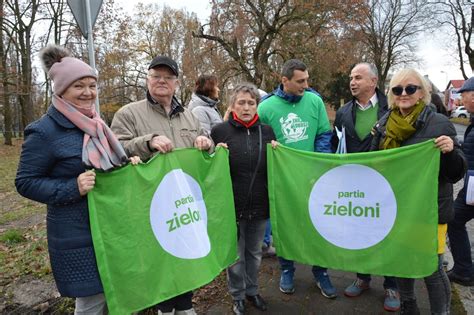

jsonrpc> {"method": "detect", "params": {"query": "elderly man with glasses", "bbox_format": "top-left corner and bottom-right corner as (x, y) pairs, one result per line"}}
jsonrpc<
(112, 56), (213, 161)
(111, 56), (213, 314)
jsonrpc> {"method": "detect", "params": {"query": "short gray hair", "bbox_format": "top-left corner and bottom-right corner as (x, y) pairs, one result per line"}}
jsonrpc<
(229, 82), (260, 105)
(354, 62), (378, 78)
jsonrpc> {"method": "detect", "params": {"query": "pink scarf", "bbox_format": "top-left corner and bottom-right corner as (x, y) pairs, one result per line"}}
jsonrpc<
(52, 95), (128, 171)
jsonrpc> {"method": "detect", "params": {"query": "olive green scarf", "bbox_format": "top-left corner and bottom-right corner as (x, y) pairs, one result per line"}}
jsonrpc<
(381, 100), (425, 150)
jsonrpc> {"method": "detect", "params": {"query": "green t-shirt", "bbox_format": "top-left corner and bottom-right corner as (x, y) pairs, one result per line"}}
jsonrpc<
(355, 103), (379, 140)
(258, 92), (331, 152)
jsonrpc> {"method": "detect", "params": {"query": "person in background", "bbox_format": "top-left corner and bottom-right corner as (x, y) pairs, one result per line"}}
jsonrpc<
(447, 77), (474, 287)
(429, 84), (448, 116)
(188, 74), (222, 134)
(211, 83), (276, 315)
(15, 44), (140, 314)
(331, 62), (399, 312)
(258, 59), (336, 298)
(371, 68), (466, 314)
(111, 55), (212, 315)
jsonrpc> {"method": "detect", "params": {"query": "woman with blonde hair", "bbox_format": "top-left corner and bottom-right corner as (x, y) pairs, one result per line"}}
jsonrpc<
(371, 68), (466, 314)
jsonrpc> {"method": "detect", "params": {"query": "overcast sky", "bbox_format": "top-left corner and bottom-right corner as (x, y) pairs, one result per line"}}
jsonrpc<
(118, 0), (472, 90)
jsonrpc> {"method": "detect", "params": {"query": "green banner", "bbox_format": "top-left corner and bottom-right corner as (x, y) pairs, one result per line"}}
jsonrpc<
(88, 147), (237, 314)
(268, 140), (440, 278)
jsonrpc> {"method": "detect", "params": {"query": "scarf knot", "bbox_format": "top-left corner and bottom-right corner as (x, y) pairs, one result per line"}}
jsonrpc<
(381, 100), (425, 150)
(52, 95), (128, 170)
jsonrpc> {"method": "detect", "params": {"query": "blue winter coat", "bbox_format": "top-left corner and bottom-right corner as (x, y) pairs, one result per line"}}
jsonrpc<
(15, 106), (103, 297)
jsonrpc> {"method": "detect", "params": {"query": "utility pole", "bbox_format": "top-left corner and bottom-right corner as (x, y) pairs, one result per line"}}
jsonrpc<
(67, 0), (103, 113)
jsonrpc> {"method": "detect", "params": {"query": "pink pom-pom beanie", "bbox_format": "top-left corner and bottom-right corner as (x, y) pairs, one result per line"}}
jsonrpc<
(49, 57), (98, 95)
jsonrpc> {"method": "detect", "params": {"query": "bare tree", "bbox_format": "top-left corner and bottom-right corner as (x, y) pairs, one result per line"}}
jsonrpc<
(3, 0), (41, 129)
(193, 0), (302, 90)
(193, 0), (366, 94)
(40, 0), (75, 111)
(435, 0), (473, 79)
(357, 0), (433, 90)
(0, 0), (12, 144)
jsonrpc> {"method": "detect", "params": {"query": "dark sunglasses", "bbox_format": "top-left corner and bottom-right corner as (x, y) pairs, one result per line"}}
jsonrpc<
(391, 84), (421, 96)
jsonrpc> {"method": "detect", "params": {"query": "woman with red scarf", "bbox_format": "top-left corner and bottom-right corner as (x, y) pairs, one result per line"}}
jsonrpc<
(211, 83), (276, 315)
(15, 44), (139, 314)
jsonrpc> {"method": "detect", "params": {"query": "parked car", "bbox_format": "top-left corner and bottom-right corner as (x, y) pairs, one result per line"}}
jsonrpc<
(451, 106), (469, 118)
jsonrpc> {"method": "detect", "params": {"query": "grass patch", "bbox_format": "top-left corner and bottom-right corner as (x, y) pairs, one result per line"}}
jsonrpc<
(0, 224), (51, 286)
(0, 139), (45, 224)
(0, 139), (22, 193)
(0, 229), (26, 244)
(50, 297), (75, 314)
(0, 201), (44, 225)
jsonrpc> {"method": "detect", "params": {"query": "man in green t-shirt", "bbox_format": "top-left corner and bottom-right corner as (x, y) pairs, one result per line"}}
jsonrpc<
(331, 63), (400, 312)
(258, 59), (335, 298)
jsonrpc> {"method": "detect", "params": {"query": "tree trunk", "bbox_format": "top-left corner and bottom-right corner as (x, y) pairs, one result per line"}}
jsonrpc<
(0, 0), (12, 145)
(17, 28), (35, 129)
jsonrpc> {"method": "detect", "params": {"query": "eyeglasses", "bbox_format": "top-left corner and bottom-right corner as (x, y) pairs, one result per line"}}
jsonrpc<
(391, 84), (421, 96)
(147, 74), (177, 82)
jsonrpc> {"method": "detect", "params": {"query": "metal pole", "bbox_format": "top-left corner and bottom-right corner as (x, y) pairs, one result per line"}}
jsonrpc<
(84, 0), (99, 113)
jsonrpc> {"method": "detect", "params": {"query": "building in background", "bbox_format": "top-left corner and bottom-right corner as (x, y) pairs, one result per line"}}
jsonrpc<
(445, 80), (465, 114)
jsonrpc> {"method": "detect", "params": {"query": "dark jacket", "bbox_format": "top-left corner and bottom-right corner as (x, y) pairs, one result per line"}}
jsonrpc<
(331, 88), (388, 153)
(15, 106), (103, 297)
(211, 115), (275, 220)
(455, 118), (474, 205)
(431, 93), (448, 116)
(371, 106), (467, 223)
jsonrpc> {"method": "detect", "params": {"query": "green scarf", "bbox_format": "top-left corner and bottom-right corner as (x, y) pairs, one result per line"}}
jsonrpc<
(381, 100), (425, 150)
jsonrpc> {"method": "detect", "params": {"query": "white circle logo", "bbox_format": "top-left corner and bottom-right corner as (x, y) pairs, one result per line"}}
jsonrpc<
(280, 113), (309, 142)
(309, 164), (397, 250)
(150, 169), (210, 259)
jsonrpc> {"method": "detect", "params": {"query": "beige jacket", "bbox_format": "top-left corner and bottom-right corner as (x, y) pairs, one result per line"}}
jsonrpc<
(111, 97), (213, 161)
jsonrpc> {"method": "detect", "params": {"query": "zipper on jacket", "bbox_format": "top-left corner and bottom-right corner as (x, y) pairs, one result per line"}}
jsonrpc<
(245, 128), (253, 219)
(168, 118), (175, 144)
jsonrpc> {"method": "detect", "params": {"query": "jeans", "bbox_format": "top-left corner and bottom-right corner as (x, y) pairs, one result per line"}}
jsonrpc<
(278, 256), (327, 278)
(75, 293), (107, 315)
(227, 219), (267, 300)
(356, 273), (397, 290)
(397, 255), (451, 315)
(448, 199), (474, 278)
(263, 220), (272, 246)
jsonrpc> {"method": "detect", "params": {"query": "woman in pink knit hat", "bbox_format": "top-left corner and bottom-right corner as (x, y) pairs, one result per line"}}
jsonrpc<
(15, 44), (139, 314)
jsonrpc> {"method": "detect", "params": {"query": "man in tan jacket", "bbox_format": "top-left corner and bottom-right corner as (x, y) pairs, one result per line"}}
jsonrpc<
(111, 56), (212, 315)
(111, 56), (212, 161)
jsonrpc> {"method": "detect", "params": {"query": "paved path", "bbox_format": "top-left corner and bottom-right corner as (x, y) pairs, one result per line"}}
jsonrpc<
(207, 258), (432, 314)
(454, 123), (468, 143)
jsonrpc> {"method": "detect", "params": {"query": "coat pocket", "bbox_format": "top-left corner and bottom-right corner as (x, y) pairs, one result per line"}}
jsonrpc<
(180, 128), (198, 140)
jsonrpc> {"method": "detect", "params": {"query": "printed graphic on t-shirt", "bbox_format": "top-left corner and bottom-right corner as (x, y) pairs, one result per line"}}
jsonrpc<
(279, 113), (309, 144)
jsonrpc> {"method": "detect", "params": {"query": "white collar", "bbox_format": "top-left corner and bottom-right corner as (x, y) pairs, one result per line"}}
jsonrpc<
(356, 93), (378, 111)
